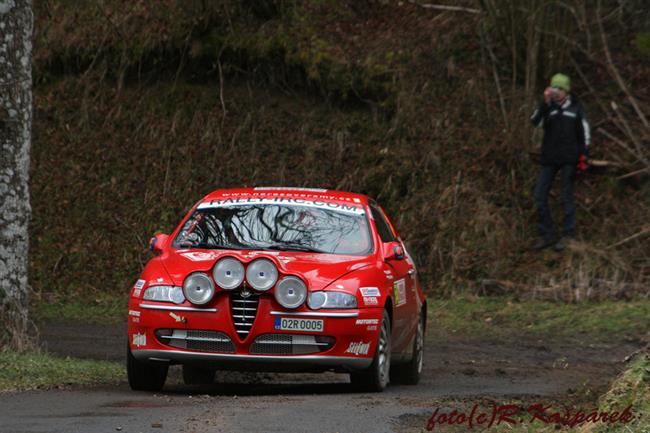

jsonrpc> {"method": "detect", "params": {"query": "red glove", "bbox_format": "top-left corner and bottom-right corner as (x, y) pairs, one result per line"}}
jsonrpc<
(577, 154), (588, 173)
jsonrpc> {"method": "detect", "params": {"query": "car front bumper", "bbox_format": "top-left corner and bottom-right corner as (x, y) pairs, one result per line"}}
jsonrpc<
(131, 349), (372, 372)
(128, 296), (383, 373)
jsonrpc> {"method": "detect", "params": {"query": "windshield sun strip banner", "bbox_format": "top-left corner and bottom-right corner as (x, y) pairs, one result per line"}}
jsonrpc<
(198, 198), (366, 215)
(253, 187), (328, 192)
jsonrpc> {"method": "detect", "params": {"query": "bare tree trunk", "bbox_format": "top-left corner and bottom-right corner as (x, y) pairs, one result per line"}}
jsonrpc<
(0, 0), (33, 350)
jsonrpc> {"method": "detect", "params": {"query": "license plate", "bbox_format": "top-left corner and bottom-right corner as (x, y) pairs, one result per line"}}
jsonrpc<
(274, 317), (324, 332)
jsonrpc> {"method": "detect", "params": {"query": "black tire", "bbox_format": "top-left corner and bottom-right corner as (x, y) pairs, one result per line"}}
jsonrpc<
(127, 345), (168, 392)
(391, 311), (424, 385)
(350, 309), (391, 392)
(182, 365), (216, 385)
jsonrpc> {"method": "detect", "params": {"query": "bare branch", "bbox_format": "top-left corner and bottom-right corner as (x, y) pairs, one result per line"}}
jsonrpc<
(479, 26), (508, 130)
(596, 0), (650, 131)
(606, 226), (650, 250)
(413, 2), (482, 14)
(598, 127), (648, 167)
(617, 168), (650, 180)
(610, 101), (647, 164)
(218, 58), (227, 118)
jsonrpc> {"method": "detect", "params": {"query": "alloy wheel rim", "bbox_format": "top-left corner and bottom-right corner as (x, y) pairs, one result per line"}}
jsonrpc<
(416, 319), (424, 374)
(377, 318), (390, 386)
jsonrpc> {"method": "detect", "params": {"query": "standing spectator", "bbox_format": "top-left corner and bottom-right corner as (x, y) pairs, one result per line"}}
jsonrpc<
(530, 73), (590, 251)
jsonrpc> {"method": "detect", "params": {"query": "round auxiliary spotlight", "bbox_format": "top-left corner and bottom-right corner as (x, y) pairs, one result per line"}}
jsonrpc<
(213, 257), (245, 290)
(183, 272), (215, 305)
(275, 276), (308, 309)
(246, 258), (278, 291)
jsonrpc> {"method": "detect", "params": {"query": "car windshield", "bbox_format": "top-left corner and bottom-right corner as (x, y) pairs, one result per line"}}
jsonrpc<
(172, 202), (373, 255)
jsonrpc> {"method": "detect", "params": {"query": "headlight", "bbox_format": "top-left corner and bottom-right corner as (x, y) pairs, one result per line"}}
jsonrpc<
(183, 272), (215, 305)
(143, 285), (185, 304)
(246, 258), (278, 291)
(308, 291), (357, 309)
(275, 276), (307, 309)
(213, 257), (245, 290)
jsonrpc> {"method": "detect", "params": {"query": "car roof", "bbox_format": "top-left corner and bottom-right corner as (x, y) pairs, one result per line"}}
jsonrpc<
(201, 187), (372, 206)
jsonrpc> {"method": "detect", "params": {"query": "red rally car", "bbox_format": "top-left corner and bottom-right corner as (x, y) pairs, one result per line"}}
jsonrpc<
(127, 187), (426, 392)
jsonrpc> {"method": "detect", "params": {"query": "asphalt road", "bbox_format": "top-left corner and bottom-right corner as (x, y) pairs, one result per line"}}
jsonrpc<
(0, 324), (640, 433)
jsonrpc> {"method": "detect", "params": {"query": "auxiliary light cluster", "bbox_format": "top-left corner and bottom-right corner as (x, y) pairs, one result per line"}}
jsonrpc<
(183, 257), (307, 308)
(143, 257), (357, 310)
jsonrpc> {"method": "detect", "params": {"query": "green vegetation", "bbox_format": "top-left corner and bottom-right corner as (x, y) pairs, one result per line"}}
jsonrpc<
(31, 293), (127, 324)
(480, 351), (650, 433)
(428, 296), (650, 341)
(588, 351), (650, 433)
(634, 32), (650, 57)
(423, 357), (648, 433)
(0, 351), (123, 392)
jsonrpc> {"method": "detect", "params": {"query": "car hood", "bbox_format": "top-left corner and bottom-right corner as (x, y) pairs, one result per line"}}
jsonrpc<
(160, 249), (374, 291)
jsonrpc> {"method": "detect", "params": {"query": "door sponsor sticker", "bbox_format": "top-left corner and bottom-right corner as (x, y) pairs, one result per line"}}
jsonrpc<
(274, 317), (324, 332)
(345, 341), (370, 355)
(394, 279), (407, 307)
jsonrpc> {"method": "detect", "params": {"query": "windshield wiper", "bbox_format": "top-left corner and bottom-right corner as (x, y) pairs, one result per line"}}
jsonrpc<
(263, 243), (326, 253)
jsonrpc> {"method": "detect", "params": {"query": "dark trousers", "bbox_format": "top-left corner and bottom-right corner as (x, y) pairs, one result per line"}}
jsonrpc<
(534, 164), (576, 241)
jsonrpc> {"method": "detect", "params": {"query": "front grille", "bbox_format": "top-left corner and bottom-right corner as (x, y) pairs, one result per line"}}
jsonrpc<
(250, 334), (335, 355)
(230, 292), (260, 339)
(156, 329), (235, 353)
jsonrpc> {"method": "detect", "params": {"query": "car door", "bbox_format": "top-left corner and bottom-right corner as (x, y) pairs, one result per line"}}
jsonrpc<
(369, 203), (416, 353)
(377, 205), (419, 340)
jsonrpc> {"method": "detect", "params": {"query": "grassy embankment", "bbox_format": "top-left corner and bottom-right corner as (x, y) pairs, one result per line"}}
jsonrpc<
(483, 351), (650, 433)
(587, 351), (649, 433)
(0, 351), (122, 392)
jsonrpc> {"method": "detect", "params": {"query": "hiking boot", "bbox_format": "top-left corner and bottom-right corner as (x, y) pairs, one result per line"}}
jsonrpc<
(554, 236), (574, 252)
(532, 238), (554, 251)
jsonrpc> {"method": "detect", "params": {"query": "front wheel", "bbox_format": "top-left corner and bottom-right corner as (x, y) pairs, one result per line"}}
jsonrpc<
(127, 345), (168, 391)
(391, 311), (424, 385)
(350, 309), (391, 392)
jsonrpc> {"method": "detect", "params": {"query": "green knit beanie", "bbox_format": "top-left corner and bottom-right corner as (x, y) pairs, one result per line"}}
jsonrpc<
(550, 73), (571, 91)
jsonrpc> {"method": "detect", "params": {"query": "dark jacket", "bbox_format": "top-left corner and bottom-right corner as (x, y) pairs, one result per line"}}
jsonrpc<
(530, 95), (590, 165)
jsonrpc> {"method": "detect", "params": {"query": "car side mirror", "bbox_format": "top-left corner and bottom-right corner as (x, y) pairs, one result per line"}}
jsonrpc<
(382, 241), (404, 261)
(149, 233), (169, 254)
